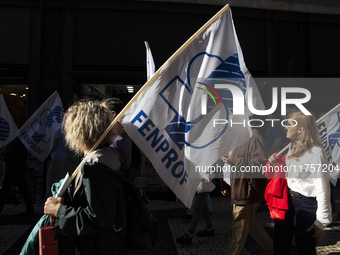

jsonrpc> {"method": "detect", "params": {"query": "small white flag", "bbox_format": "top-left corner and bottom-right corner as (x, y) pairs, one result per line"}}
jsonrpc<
(0, 94), (19, 148)
(145, 41), (156, 80)
(318, 103), (340, 185)
(18, 91), (64, 162)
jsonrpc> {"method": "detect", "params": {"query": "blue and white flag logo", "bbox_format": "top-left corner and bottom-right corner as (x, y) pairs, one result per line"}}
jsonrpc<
(161, 53), (245, 151)
(30, 106), (64, 144)
(0, 94), (19, 147)
(19, 91), (64, 162)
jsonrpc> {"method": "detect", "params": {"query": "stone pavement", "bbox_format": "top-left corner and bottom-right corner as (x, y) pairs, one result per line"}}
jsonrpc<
(1, 190), (340, 255)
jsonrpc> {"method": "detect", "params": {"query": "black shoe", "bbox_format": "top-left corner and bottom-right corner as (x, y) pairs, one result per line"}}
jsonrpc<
(182, 214), (193, 222)
(176, 233), (193, 244)
(196, 228), (215, 237)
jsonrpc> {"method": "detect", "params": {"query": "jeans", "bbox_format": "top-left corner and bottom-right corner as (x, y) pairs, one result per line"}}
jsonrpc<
(292, 192), (317, 255)
(187, 193), (213, 215)
(274, 190), (318, 255)
(188, 192), (212, 233)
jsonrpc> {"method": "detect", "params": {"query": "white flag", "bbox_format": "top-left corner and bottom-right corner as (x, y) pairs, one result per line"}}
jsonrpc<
(318, 103), (340, 186)
(120, 5), (264, 207)
(19, 91), (64, 162)
(145, 41), (156, 80)
(0, 94), (19, 148)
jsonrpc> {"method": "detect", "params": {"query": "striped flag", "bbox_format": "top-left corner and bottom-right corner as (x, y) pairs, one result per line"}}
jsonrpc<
(0, 94), (19, 148)
(18, 91), (64, 162)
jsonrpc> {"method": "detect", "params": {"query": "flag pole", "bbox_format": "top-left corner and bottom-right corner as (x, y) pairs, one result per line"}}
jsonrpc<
(0, 145), (6, 154)
(55, 4), (232, 197)
(67, 4), (230, 181)
(276, 102), (340, 156)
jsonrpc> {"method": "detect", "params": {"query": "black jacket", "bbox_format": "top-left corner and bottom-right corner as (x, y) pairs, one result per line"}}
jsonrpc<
(55, 147), (127, 255)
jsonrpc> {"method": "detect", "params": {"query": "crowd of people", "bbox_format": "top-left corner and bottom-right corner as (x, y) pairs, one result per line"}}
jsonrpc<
(175, 111), (334, 255)
(0, 97), (336, 255)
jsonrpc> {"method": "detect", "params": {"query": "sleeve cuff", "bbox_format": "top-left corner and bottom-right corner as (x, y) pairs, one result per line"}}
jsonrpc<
(314, 219), (330, 230)
(55, 204), (67, 229)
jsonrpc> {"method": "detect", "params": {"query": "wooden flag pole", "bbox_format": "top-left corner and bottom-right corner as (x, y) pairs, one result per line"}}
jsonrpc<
(0, 145), (6, 154)
(276, 102), (340, 156)
(68, 4), (231, 181)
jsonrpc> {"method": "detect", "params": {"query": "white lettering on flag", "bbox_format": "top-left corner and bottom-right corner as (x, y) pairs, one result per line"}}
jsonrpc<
(0, 94), (19, 148)
(318, 103), (340, 185)
(121, 5), (264, 207)
(19, 91), (64, 162)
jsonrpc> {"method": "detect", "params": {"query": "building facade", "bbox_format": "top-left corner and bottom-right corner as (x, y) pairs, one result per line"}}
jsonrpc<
(1, 0), (340, 194)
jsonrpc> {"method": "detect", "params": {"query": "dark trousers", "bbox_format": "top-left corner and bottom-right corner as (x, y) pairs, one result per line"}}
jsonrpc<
(0, 169), (33, 213)
(273, 191), (317, 255)
(292, 193), (317, 255)
(188, 192), (212, 233)
(273, 192), (295, 255)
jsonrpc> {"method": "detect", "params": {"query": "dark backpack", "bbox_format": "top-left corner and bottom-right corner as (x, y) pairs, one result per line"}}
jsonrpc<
(113, 172), (158, 250)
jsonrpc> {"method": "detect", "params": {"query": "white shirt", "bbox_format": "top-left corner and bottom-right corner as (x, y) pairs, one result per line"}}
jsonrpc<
(286, 145), (332, 229)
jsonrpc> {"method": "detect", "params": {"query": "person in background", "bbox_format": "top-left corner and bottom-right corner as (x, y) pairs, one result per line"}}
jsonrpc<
(181, 194), (213, 222)
(221, 127), (274, 255)
(266, 111), (285, 157)
(176, 175), (217, 245)
(101, 98), (140, 181)
(45, 128), (68, 199)
(44, 100), (127, 255)
(101, 98), (131, 170)
(268, 111), (332, 255)
(0, 137), (34, 216)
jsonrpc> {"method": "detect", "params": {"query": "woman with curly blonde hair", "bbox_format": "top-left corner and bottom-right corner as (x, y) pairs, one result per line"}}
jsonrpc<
(269, 111), (332, 255)
(44, 100), (126, 255)
(63, 100), (117, 155)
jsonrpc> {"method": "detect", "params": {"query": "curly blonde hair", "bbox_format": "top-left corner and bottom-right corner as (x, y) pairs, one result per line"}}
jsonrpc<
(288, 111), (321, 158)
(63, 100), (116, 155)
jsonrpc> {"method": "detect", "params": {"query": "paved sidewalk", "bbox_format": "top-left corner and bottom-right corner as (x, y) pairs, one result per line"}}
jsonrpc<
(1, 191), (340, 255)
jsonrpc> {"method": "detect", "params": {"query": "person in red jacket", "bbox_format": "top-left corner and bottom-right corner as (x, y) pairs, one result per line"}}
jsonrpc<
(264, 154), (294, 255)
(268, 111), (332, 255)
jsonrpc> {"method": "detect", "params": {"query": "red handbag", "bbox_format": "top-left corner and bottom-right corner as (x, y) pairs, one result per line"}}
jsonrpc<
(39, 218), (59, 255)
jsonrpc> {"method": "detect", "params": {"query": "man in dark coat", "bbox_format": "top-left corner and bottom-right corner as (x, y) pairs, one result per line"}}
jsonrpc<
(221, 128), (273, 255)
